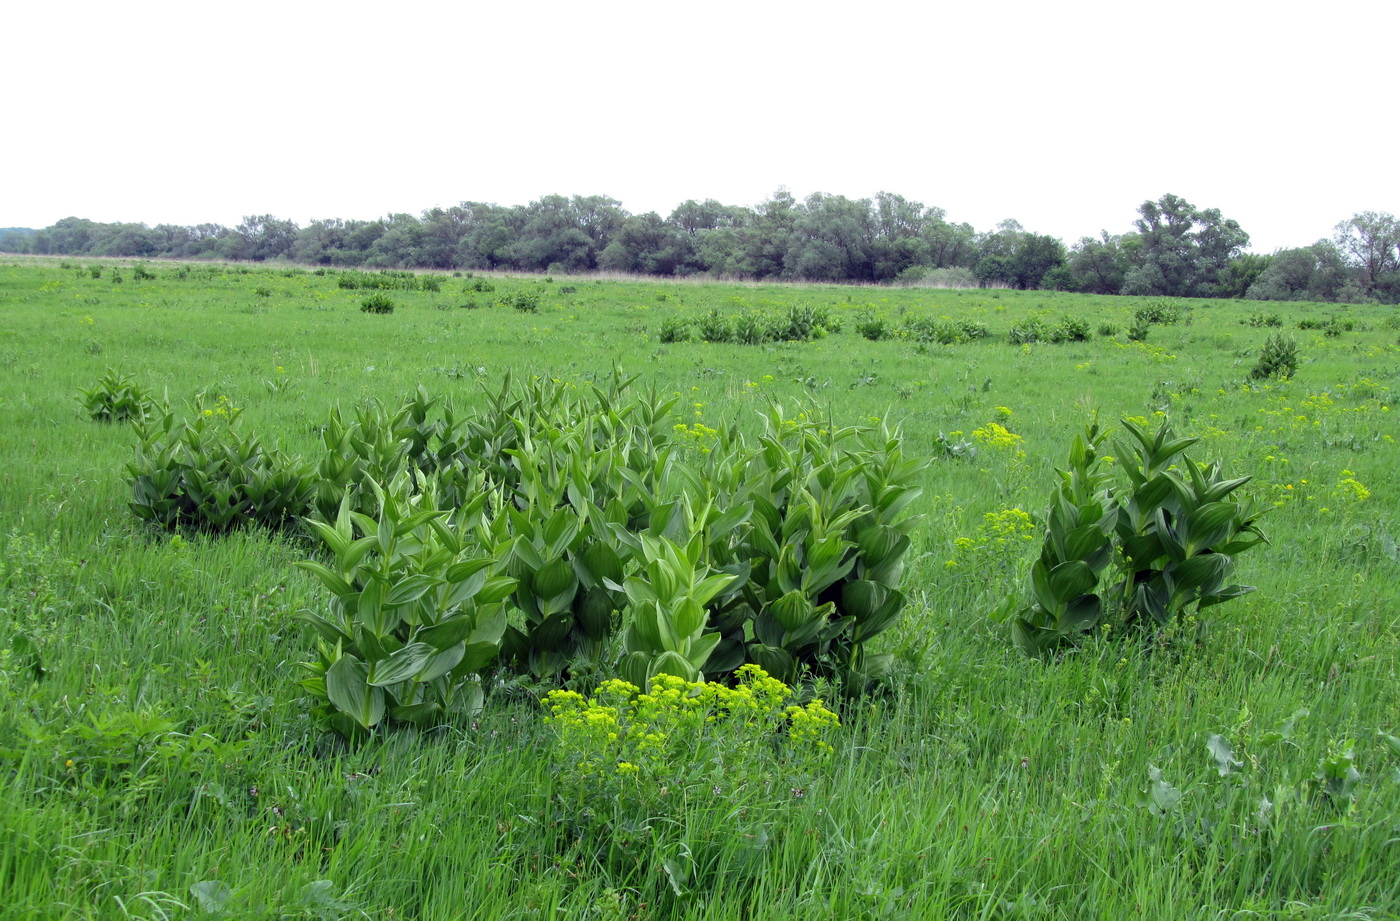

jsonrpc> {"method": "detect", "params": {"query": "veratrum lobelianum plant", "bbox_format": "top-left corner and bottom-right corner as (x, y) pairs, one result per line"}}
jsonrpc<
(295, 477), (516, 736)
(1004, 418), (1268, 657)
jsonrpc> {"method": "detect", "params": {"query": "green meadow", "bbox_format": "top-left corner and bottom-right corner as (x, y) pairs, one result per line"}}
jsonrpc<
(1, 259), (1398, 920)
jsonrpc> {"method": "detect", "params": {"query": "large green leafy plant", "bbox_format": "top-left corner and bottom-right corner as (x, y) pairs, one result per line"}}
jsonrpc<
(1005, 419), (1268, 656)
(295, 479), (515, 736)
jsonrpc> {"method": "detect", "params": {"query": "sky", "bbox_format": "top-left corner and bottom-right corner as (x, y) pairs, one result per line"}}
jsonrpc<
(4, 0), (1395, 254)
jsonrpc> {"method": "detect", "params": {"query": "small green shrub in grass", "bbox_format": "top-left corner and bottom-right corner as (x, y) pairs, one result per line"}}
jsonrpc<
(78, 369), (157, 423)
(658, 316), (690, 343)
(360, 293), (395, 314)
(1001, 418), (1267, 656)
(1251, 333), (1299, 380)
(545, 666), (837, 899)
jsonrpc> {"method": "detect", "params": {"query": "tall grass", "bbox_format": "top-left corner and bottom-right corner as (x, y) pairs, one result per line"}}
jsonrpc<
(0, 259), (1396, 918)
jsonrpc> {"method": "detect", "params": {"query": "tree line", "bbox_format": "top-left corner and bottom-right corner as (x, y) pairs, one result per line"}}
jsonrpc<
(2, 192), (1396, 303)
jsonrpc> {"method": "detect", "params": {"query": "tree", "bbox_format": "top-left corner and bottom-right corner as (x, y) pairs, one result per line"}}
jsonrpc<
(1245, 241), (1350, 302)
(1010, 233), (1066, 289)
(1068, 232), (1134, 295)
(1334, 211), (1400, 302)
(1123, 194), (1249, 298)
(1214, 253), (1272, 298)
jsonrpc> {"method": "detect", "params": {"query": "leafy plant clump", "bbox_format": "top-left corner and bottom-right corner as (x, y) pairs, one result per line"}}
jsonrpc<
(360, 293), (396, 314)
(78, 369), (157, 424)
(127, 398), (316, 532)
(1251, 333), (1299, 380)
(1000, 418), (1268, 656)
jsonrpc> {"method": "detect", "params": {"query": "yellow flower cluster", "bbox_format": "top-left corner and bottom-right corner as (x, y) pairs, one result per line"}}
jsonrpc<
(971, 422), (1024, 455)
(544, 665), (839, 785)
(946, 507), (1038, 569)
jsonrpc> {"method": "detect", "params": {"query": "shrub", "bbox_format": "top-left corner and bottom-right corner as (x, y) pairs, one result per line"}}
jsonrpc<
(295, 484), (513, 736)
(1049, 316), (1091, 343)
(697, 308), (733, 343)
(1251, 333), (1299, 380)
(498, 290), (540, 312)
(856, 310), (892, 341)
(1246, 312), (1282, 328)
(734, 311), (768, 345)
(468, 278), (495, 293)
(360, 293), (396, 314)
(132, 264), (157, 281)
(658, 317), (690, 343)
(999, 419), (1267, 656)
(78, 369), (157, 424)
(420, 275), (442, 293)
(1135, 299), (1187, 325)
(1098, 323), (1120, 337)
(1127, 319), (1150, 341)
(1007, 318), (1047, 344)
(127, 401), (316, 533)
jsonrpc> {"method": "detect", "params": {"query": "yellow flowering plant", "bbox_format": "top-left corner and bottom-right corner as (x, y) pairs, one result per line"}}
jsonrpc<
(543, 666), (838, 895)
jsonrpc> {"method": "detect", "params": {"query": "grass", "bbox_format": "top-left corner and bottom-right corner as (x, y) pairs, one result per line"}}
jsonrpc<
(1, 258), (1398, 919)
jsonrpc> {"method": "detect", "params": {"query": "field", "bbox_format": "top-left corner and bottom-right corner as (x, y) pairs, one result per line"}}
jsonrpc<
(1, 259), (1398, 920)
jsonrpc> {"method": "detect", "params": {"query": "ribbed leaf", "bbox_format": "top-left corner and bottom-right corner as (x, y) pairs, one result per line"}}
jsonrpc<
(325, 655), (384, 729)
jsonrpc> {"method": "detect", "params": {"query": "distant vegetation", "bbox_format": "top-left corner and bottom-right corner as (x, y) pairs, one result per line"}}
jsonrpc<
(4, 192), (1397, 302)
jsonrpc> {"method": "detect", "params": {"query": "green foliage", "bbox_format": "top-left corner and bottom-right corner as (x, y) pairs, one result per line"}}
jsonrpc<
(1245, 312), (1282, 328)
(360, 292), (395, 314)
(1049, 316), (1091, 343)
(1004, 419), (1267, 656)
(696, 308), (733, 343)
(295, 482), (514, 735)
(1007, 317), (1048, 344)
(77, 368), (157, 424)
(498, 289), (541, 312)
(127, 399), (316, 532)
(1251, 333), (1299, 380)
(904, 316), (988, 344)
(1134, 299), (1187, 326)
(544, 667), (837, 900)
(658, 316), (690, 343)
(855, 310), (893, 341)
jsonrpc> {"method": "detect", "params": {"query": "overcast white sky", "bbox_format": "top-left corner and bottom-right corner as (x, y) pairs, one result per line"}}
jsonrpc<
(3, 0), (1394, 253)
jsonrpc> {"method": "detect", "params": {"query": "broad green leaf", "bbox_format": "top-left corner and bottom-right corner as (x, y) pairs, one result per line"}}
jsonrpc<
(418, 616), (474, 650)
(386, 574), (439, 607)
(325, 655), (384, 729)
(415, 643), (466, 682)
(294, 561), (355, 598)
(1207, 734), (1242, 776)
(367, 643), (434, 687)
(1048, 560), (1097, 602)
(771, 589), (815, 634)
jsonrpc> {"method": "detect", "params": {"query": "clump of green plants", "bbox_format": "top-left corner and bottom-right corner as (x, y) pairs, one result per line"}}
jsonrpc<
(1098, 322), (1120, 337)
(1251, 333), (1299, 380)
(1135, 299), (1188, 326)
(498, 290), (541, 312)
(1245, 312), (1282, 328)
(544, 666), (837, 900)
(856, 310), (893, 341)
(295, 483), (515, 736)
(127, 398), (317, 532)
(1007, 318), (1048, 344)
(658, 316), (690, 343)
(360, 293), (396, 314)
(904, 317), (987, 345)
(696, 309), (733, 343)
(1000, 418), (1267, 656)
(1049, 316), (1091, 343)
(467, 278), (495, 293)
(77, 369), (158, 424)
(132, 264), (157, 281)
